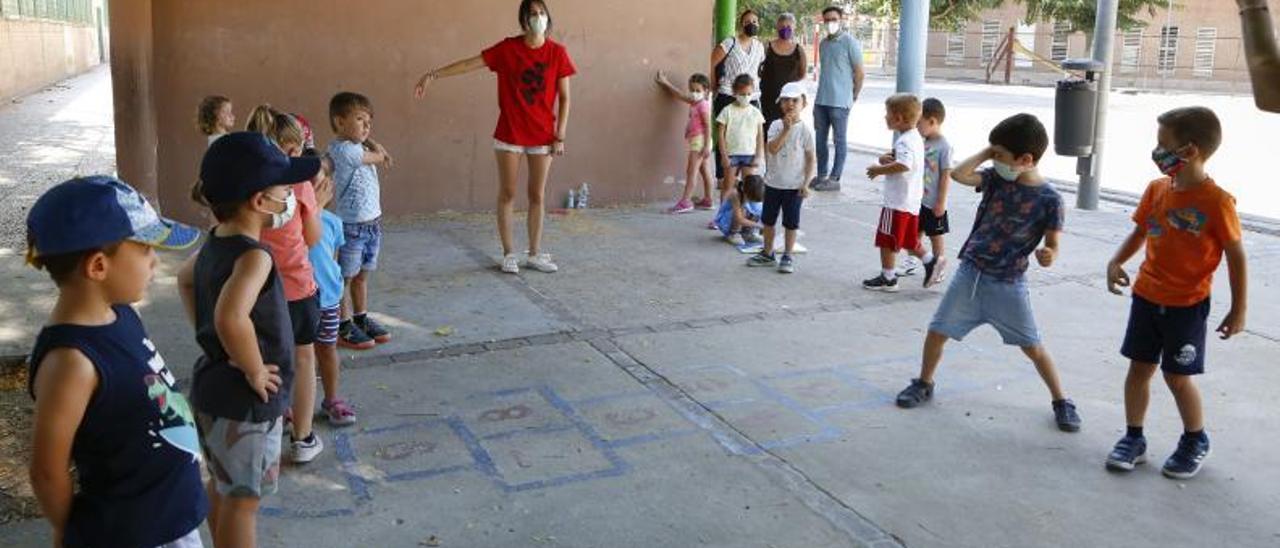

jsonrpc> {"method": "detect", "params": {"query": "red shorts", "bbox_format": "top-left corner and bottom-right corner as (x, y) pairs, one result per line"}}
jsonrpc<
(874, 208), (921, 251)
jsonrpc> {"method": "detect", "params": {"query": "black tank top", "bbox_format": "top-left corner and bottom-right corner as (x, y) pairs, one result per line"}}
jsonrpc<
(760, 41), (805, 123)
(191, 230), (294, 422)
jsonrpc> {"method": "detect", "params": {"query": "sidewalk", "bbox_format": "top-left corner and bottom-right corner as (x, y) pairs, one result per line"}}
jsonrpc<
(3, 70), (1280, 547)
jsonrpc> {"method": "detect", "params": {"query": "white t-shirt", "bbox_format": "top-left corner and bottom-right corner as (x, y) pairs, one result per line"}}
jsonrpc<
(883, 128), (925, 213)
(764, 119), (815, 190)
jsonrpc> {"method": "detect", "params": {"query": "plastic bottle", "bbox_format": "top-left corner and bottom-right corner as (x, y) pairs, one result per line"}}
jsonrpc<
(577, 183), (590, 209)
(566, 189), (576, 209)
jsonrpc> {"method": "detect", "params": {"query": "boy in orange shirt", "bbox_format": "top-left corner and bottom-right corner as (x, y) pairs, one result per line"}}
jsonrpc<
(1104, 107), (1247, 479)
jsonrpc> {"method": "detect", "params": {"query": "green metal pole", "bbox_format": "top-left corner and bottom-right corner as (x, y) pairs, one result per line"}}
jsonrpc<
(715, 0), (737, 44)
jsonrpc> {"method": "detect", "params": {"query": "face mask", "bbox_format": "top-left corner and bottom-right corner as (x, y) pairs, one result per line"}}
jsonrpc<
(1151, 146), (1187, 176)
(826, 21), (842, 35)
(529, 14), (548, 36)
(736, 94), (751, 106)
(744, 23), (760, 36)
(778, 27), (794, 40)
(265, 190), (297, 229)
(992, 161), (1023, 181)
(691, 91), (706, 101)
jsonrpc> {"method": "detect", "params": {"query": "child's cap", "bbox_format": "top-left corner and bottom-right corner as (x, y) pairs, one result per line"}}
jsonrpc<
(26, 176), (201, 259)
(199, 131), (321, 204)
(777, 82), (807, 103)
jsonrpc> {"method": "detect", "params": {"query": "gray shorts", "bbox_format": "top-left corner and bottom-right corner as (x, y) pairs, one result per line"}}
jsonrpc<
(928, 261), (1042, 348)
(196, 413), (283, 498)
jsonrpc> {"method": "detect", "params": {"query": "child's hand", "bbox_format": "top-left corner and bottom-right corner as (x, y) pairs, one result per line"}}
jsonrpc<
(866, 165), (880, 180)
(553, 140), (566, 156)
(314, 174), (334, 207)
(1035, 247), (1056, 267)
(1217, 308), (1246, 339)
(800, 184), (812, 199)
(1106, 261), (1130, 295)
(877, 153), (894, 166)
(245, 364), (282, 403)
(655, 70), (667, 85)
(931, 205), (946, 217)
(414, 72), (435, 99)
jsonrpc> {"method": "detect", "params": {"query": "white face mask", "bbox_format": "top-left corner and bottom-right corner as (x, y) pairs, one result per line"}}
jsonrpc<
(735, 94), (752, 106)
(992, 161), (1024, 181)
(691, 91), (707, 102)
(529, 14), (548, 36)
(826, 21), (842, 35)
(266, 190), (297, 229)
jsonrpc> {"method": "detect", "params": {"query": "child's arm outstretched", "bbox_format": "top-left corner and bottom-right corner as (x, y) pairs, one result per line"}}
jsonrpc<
(949, 147), (993, 187)
(1106, 226), (1146, 295)
(29, 348), (97, 548)
(414, 54), (487, 99)
(216, 249), (284, 403)
(1219, 239), (1248, 339)
(655, 71), (697, 104)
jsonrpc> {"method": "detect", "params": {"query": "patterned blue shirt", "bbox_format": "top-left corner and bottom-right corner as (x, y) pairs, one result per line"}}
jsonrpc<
(960, 170), (1064, 281)
(329, 139), (381, 223)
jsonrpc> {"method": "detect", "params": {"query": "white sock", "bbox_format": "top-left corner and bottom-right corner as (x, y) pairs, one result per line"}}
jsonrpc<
(921, 252), (935, 264)
(882, 269), (896, 280)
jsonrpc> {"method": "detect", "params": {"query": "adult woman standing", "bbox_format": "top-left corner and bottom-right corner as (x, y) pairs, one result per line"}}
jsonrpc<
(709, 9), (767, 181)
(414, 0), (575, 274)
(759, 13), (808, 127)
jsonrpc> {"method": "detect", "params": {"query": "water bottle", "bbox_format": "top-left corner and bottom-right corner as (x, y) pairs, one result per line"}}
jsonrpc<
(566, 189), (577, 209)
(577, 183), (590, 209)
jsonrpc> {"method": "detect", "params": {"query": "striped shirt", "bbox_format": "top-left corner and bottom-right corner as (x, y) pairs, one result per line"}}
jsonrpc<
(717, 37), (766, 97)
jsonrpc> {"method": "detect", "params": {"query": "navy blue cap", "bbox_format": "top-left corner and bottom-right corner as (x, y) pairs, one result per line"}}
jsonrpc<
(199, 131), (321, 204)
(26, 176), (201, 259)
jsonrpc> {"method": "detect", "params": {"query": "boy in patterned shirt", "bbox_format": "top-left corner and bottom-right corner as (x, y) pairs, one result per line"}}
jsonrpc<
(894, 114), (1081, 434)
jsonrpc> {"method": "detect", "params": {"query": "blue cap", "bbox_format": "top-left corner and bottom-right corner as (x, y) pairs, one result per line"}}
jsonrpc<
(26, 176), (201, 259)
(199, 131), (321, 204)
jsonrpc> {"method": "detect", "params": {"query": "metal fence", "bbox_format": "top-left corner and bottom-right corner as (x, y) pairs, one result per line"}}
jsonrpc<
(0, 0), (95, 25)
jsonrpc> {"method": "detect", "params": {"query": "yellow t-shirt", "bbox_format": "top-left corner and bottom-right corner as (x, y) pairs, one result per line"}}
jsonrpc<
(716, 103), (765, 156)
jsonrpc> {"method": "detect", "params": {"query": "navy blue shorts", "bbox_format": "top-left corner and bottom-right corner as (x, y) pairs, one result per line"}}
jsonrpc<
(1120, 294), (1210, 375)
(762, 186), (802, 230)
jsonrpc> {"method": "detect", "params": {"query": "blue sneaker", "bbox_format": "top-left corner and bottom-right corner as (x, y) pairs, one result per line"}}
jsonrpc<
(1162, 433), (1211, 479)
(1105, 435), (1148, 472)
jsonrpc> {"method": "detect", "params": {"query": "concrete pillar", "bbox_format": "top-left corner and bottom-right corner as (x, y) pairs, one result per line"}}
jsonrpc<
(107, 0), (158, 202)
(714, 0), (736, 44)
(896, 0), (929, 94)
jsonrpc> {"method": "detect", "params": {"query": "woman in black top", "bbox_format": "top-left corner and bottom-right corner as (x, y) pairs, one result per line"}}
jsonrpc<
(759, 12), (808, 126)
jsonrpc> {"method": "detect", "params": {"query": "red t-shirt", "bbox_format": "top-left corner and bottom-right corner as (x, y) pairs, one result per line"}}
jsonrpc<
(482, 36), (577, 147)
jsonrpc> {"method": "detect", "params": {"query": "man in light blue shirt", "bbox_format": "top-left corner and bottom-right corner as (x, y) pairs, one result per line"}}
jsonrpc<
(812, 6), (865, 191)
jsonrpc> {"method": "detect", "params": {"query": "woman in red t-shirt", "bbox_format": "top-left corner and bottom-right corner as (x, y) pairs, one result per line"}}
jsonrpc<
(414, 0), (576, 275)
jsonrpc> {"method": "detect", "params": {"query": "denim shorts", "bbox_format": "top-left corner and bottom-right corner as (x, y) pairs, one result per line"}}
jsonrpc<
(339, 219), (381, 278)
(728, 154), (756, 168)
(929, 261), (1041, 347)
(493, 139), (551, 156)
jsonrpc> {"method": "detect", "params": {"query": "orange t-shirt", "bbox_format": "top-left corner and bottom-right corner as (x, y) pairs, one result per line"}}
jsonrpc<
(1132, 177), (1241, 307)
(259, 181), (318, 302)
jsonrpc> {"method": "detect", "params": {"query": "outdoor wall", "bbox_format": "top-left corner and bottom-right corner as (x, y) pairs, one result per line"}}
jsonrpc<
(133, 0), (711, 223)
(0, 17), (100, 101)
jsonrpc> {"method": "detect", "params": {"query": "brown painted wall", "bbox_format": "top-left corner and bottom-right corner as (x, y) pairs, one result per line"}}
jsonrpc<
(145, 0), (712, 222)
(0, 18), (100, 102)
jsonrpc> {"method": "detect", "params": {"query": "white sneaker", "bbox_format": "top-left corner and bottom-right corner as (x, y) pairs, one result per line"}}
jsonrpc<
(744, 231), (763, 244)
(524, 252), (559, 273)
(290, 433), (324, 464)
(501, 253), (520, 274)
(897, 256), (921, 277)
(726, 233), (746, 246)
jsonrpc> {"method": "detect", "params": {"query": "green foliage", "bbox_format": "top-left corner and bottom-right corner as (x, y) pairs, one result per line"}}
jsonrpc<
(853, 0), (1168, 33)
(736, 0), (852, 35)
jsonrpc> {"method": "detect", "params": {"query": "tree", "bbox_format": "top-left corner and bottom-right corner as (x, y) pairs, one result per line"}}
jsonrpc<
(737, 0), (852, 37)
(856, 0), (1168, 36)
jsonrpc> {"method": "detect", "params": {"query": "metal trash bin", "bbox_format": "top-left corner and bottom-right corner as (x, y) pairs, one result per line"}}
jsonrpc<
(1054, 59), (1106, 158)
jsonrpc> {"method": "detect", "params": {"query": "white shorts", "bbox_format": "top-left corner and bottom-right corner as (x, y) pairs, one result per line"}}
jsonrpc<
(494, 139), (552, 155)
(157, 528), (204, 548)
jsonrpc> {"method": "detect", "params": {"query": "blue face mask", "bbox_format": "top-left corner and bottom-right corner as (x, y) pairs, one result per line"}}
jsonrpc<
(1151, 145), (1187, 176)
(992, 161), (1023, 181)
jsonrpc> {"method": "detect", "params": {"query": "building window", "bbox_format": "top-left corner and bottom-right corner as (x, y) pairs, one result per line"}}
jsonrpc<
(981, 20), (1002, 64)
(1193, 27), (1217, 78)
(946, 32), (966, 66)
(1, 0), (94, 24)
(1120, 29), (1143, 74)
(1158, 25), (1179, 76)
(1051, 21), (1071, 62)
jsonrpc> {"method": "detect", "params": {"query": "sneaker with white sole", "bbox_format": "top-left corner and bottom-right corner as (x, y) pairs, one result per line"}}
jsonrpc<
(862, 274), (900, 292)
(898, 256), (921, 277)
(726, 233), (746, 246)
(778, 254), (795, 274)
(500, 253), (520, 274)
(524, 252), (559, 273)
(290, 433), (324, 464)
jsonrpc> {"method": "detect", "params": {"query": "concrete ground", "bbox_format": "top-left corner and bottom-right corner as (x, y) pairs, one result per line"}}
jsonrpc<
(3, 69), (1280, 548)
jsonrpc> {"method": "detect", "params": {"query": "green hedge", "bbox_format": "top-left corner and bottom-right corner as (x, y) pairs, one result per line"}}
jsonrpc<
(1, 0), (96, 25)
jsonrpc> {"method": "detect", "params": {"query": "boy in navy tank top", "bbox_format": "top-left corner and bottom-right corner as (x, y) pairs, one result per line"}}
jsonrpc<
(178, 132), (320, 547)
(26, 176), (206, 548)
